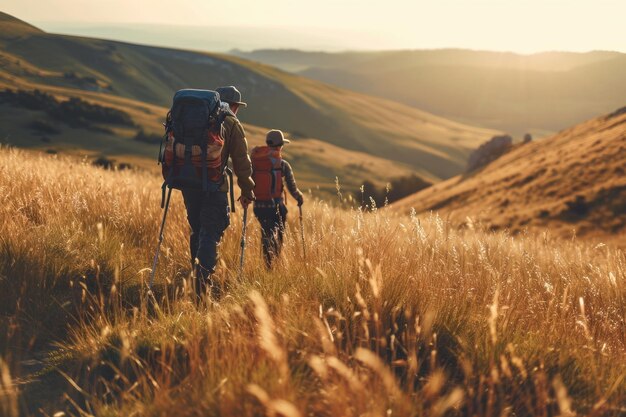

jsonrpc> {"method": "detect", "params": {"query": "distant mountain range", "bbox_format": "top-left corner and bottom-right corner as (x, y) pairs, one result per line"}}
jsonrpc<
(32, 22), (394, 53)
(0, 12), (497, 186)
(232, 49), (626, 137)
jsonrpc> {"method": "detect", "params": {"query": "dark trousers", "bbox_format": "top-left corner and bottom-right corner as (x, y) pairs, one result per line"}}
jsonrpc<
(182, 189), (230, 299)
(254, 203), (288, 268)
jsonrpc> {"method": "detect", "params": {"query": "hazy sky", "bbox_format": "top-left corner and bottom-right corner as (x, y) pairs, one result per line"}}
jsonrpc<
(4, 0), (625, 52)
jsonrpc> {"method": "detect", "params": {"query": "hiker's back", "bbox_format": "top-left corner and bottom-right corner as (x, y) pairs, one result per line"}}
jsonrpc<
(251, 146), (283, 201)
(251, 129), (304, 268)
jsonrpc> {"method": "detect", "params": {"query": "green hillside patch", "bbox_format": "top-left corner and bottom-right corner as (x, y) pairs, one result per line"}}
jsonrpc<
(0, 103), (153, 164)
(0, 88), (134, 131)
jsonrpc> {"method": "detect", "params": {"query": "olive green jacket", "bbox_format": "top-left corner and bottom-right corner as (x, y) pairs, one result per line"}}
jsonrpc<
(220, 115), (255, 200)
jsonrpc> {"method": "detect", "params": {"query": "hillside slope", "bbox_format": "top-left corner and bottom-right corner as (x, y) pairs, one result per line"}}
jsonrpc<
(0, 12), (497, 179)
(0, 86), (416, 194)
(393, 107), (626, 243)
(234, 49), (626, 137)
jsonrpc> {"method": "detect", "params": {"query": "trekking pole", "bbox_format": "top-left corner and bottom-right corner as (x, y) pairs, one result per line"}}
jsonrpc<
(238, 205), (248, 280)
(299, 205), (306, 260)
(148, 186), (173, 293)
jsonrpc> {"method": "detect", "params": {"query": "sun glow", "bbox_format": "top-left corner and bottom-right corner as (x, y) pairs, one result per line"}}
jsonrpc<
(3, 0), (625, 52)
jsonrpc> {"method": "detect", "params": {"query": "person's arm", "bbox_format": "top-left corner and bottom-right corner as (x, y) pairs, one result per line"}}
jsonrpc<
(282, 160), (303, 204)
(229, 120), (255, 201)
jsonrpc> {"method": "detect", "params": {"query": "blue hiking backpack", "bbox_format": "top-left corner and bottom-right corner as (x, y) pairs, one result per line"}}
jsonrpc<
(160, 88), (226, 187)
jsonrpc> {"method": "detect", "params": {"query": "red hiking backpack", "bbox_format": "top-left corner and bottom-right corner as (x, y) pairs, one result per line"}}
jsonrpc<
(251, 146), (283, 200)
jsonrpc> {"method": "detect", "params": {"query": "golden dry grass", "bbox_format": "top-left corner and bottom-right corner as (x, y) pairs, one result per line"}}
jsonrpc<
(0, 146), (625, 416)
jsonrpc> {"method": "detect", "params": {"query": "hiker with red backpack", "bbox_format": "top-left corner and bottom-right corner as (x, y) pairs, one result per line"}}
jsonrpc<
(252, 130), (304, 268)
(159, 86), (255, 301)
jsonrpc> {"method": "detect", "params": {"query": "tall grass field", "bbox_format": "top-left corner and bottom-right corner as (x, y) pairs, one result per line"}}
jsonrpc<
(0, 146), (624, 416)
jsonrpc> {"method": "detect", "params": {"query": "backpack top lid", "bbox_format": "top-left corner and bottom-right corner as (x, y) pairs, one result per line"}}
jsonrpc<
(173, 89), (220, 113)
(251, 145), (282, 161)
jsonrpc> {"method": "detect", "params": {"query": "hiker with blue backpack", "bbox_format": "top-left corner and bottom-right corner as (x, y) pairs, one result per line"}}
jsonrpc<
(251, 130), (304, 268)
(158, 86), (255, 301)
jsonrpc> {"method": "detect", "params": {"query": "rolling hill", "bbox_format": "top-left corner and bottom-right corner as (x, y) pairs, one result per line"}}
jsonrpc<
(392, 107), (626, 245)
(0, 87), (416, 195)
(233, 49), (626, 137)
(0, 12), (498, 181)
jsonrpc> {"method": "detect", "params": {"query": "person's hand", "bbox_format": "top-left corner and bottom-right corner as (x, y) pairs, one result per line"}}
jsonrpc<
(297, 194), (304, 207)
(239, 195), (253, 209)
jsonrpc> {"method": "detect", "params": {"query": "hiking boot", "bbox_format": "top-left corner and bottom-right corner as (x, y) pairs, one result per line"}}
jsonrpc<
(209, 281), (222, 301)
(194, 265), (222, 303)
